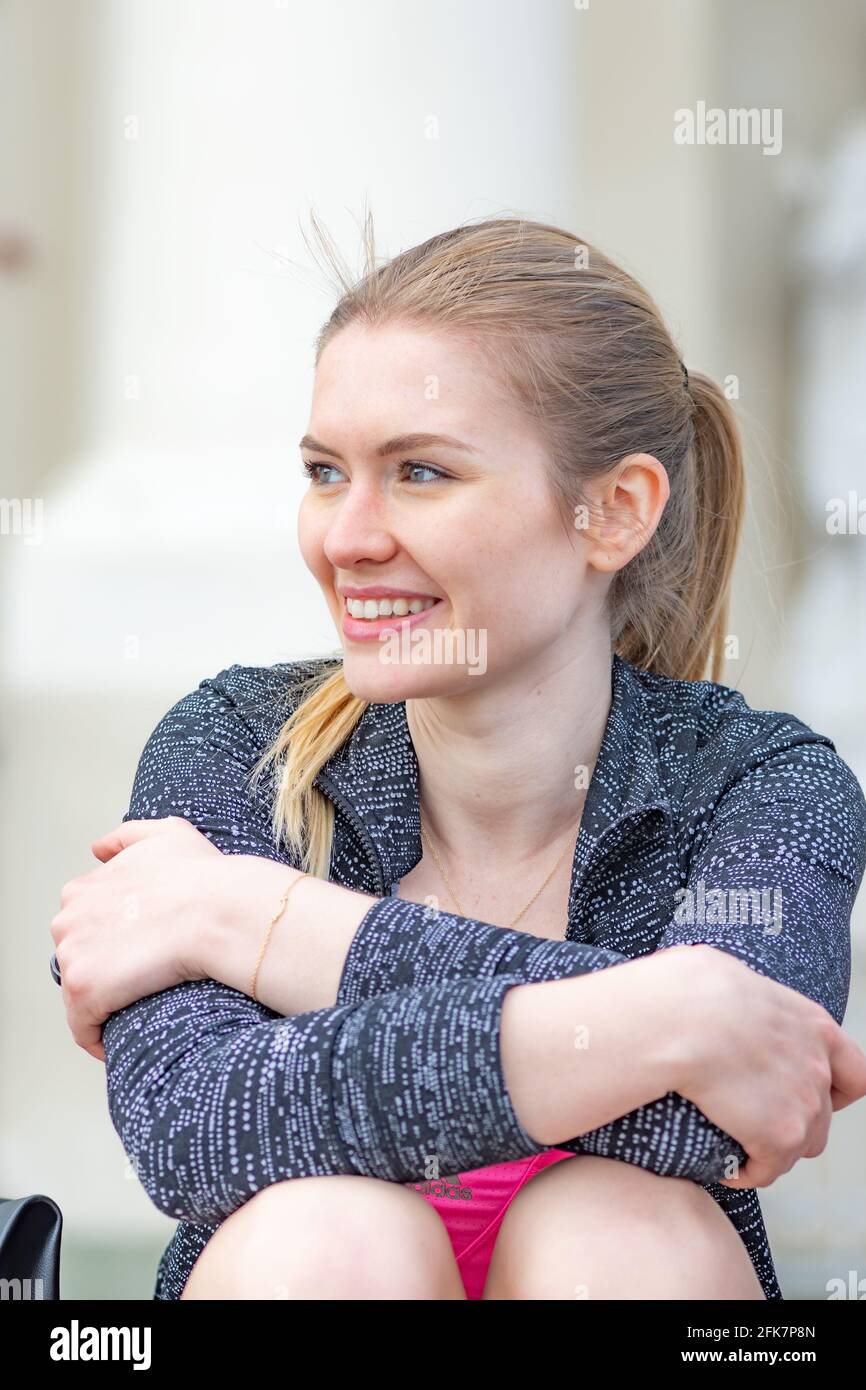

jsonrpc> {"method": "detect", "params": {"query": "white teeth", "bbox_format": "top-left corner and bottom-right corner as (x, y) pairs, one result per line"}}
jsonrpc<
(346, 596), (438, 620)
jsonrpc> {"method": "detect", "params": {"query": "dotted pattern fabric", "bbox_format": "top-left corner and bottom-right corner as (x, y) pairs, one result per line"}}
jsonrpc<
(99, 652), (866, 1301)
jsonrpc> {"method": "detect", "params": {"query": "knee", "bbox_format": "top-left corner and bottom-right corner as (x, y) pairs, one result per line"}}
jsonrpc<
(558, 1154), (723, 1230)
(181, 1175), (464, 1300)
(492, 1155), (695, 1273)
(485, 1155), (762, 1300)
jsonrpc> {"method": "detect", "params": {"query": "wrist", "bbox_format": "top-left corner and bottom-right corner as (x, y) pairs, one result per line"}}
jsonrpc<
(197, 853), (379, 1014)
(639, 944), (712, 1100)
(195, 854), (304, 994)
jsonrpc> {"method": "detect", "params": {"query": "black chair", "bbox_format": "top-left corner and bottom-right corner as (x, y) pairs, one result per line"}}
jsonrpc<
(0, 1193), (62, 1300)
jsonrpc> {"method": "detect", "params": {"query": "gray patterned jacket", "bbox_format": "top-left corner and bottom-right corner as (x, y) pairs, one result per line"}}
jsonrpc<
(100, 651), (866, 1300)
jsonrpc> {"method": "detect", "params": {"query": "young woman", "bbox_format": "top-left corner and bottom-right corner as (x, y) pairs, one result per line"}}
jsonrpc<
(51, 216), (866, 1301)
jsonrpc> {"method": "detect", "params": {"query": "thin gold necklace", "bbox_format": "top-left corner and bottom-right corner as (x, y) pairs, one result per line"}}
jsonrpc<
(419, 809), (581, 931)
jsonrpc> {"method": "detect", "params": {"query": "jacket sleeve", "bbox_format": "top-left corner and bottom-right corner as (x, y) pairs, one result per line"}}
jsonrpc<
(581, 731), (865, 1173)
(655, 730), (866, 1028)
(335, 727), (866, 1180)
(99, 671), (626, 1224)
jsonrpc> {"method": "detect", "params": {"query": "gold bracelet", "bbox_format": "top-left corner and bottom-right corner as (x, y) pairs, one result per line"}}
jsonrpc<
(250, 874), (306, 1003)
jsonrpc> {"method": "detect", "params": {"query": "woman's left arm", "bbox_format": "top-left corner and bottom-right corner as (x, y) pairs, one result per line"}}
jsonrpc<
(328, 727), (866, 1189)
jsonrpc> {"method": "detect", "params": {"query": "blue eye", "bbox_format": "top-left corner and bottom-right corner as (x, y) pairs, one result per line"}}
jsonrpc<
(301, 459), (341, 485)
(300, 459), (449, 486)
(402, 461), (448, 484)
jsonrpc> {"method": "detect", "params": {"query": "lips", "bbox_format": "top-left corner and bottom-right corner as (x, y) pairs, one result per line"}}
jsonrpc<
(341, 597), (445, 641)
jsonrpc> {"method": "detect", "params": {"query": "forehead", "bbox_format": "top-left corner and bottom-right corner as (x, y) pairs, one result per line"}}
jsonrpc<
(314, 322), (487, 401)
(309, 322), (531, 453)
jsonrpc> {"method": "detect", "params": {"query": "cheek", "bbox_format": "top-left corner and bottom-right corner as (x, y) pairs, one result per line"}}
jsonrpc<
(472, 560), (575, 650)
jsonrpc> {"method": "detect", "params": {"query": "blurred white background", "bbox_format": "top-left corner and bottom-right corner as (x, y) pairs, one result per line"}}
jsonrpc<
(2, 0), (865, 1298)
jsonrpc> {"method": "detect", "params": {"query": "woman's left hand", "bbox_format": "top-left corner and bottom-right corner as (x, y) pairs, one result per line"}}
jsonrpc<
(50, 816), (223, 1063)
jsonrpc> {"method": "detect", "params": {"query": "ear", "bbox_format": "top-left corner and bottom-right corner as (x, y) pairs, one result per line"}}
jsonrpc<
(578, 453), (670, 574)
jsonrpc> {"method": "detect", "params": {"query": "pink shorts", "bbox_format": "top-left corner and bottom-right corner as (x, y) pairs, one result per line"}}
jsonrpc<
(403, 1149), (575, 1299)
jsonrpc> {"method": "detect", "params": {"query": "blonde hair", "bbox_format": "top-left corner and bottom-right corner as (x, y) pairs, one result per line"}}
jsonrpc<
(249, 212), (745, 877)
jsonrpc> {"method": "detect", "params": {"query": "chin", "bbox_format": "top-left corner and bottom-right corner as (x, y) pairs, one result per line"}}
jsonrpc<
(340, 649), (480, 704)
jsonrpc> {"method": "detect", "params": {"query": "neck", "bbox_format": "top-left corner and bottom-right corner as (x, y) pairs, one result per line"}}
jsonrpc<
(404, 631), (613, 870)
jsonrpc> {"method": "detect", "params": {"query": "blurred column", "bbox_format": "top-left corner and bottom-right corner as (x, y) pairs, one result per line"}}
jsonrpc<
(1, 0), (588, 1262)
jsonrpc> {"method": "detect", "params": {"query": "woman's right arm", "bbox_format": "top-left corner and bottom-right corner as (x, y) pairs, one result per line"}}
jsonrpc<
(96, 670), (643, 1223)
(332, 727), (866, 1191)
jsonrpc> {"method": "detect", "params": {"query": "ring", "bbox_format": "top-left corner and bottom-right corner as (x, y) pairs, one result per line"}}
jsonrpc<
(50, 952), (62, 986)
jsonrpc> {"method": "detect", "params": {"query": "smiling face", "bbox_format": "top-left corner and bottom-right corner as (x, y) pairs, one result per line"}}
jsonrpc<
(297, 320), (611, 704)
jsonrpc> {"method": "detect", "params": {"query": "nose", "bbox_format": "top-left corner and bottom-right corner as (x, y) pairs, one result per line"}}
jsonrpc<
(320, 478), (399, 571)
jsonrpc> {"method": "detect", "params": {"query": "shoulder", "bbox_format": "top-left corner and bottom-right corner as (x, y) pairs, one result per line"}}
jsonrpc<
(135, 654), (343, 769)
(634, 661), (833, 763)
(630, 661), (866, 885)
(197, 655), (342, 736)
(123, 655), (343, 825)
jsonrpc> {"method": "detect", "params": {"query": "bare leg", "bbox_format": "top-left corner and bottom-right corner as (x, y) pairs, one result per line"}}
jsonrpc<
(180, 1174), (466, 1300)
(483, 1154), (767, 1300)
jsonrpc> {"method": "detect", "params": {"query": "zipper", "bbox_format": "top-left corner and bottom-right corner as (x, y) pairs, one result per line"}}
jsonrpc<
(314, 771), (388, 895)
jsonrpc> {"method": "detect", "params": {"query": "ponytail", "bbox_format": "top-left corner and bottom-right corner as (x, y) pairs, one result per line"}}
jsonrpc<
(685, 373), (746, 682)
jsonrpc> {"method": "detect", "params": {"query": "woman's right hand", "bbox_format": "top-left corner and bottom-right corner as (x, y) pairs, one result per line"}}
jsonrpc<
(659, 943), (866, 1189)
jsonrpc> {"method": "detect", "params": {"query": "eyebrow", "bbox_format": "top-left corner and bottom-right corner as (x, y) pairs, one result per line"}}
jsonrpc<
(298, 431), (480, 460)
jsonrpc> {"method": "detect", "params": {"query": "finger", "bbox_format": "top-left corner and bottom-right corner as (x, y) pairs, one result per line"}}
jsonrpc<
(831, 1086), (857, 1111)
(75, 1035), (106, 1063)
(72, 1016), (106, 1055)
(717, 1155), (777, 1190)
(91, 816), (189, 862)
(58, 870), (102, 906)
(827, 1031), (866, 1108)
(802, 1092), (833, 1160)
(66, 994), (110, 1059)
